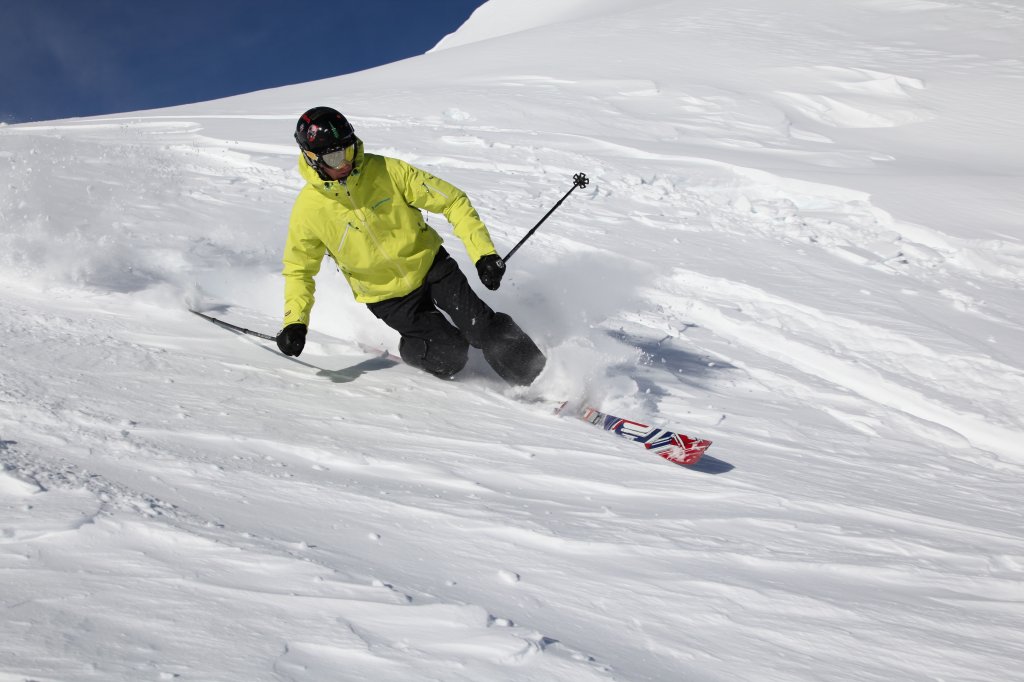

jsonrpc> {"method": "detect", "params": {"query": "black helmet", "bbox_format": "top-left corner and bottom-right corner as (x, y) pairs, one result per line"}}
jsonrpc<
(294, 106), (355, 154)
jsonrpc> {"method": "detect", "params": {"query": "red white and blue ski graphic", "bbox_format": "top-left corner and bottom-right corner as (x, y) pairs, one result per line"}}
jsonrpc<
(558, 402), (712, 466)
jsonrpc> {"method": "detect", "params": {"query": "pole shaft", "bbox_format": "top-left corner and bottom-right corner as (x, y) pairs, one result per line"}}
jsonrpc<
(190, 310), (277, 341)
(503, 173), (589, 263)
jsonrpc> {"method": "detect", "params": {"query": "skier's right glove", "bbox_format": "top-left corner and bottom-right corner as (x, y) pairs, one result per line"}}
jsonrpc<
(476, 254), (506, 291)
(277, 323), (307, 357)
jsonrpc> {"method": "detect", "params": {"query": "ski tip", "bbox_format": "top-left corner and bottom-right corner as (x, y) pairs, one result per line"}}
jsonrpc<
(648, 438), (712, 467)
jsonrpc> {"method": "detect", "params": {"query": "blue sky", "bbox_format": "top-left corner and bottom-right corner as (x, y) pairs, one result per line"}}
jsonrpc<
(0, 1), (484, 123)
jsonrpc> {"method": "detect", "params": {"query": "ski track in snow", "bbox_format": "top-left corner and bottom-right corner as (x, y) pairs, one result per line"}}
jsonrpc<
(3, 0), (1024, 680)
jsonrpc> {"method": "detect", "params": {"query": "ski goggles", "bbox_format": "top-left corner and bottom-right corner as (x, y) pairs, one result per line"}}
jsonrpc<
(305, 144), (355, 169)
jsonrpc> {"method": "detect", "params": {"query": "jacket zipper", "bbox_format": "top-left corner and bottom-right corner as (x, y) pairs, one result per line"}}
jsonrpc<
(333, 223), (367, 294)
(337, 223), (352, 255)
(340, 180), (409, 280)
(422, 181), (450, 200)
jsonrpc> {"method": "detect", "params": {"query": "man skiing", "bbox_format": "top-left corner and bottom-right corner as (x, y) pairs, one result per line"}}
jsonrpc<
(276, 106), (546, 386)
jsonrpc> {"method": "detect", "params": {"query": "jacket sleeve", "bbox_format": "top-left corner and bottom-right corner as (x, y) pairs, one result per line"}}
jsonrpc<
(282, 202), (327, 327)
(388, 158), (498, 264)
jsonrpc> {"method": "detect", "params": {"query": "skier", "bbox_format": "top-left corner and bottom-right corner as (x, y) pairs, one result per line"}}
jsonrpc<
(276, 106), (546, 386)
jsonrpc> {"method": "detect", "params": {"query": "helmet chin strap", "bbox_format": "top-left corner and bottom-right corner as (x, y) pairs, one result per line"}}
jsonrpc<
(314, 162), (332, 182)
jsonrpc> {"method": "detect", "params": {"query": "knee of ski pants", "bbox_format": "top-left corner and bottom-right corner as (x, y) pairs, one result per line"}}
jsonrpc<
(399, 335), (469, 379)
(480, 312), (546, 386)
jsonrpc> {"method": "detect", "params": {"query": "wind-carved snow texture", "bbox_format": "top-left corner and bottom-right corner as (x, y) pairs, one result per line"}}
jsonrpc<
(2, 0), (1024, 680)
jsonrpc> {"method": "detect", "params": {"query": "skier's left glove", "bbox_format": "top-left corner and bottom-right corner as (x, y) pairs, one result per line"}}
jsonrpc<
(476, 254), (506, 291)
(277, 323), (307, 357)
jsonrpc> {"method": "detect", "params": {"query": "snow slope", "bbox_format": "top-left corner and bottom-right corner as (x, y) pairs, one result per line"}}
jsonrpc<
(2, 0), (1023, 680)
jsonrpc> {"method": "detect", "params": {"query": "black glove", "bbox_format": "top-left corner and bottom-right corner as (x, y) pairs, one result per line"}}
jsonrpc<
(277, 323), (307, 357)
(476, 254), (506, 291)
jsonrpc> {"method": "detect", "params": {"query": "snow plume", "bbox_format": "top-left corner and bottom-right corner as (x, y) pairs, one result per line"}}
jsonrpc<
(3, 0), (1024, 680)
(496, 250), (652, 409)
(0, 122), (293, 305)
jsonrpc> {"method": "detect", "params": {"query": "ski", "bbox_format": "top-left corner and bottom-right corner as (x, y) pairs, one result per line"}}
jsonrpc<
(191, 313), (713, 466)
(358, 341), (713, 466)
(556, 402), (712, 466)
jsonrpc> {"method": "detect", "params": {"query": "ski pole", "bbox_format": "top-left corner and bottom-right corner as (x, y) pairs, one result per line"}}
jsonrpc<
(189, 309), (277, 341)
(503, 172), (589, 263)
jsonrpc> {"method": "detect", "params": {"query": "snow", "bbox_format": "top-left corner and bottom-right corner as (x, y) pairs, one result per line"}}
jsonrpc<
(2, 0), (1023, 679)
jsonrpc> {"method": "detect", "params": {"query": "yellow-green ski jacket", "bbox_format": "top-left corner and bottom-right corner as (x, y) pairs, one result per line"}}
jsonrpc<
(282, 141), (498, 327)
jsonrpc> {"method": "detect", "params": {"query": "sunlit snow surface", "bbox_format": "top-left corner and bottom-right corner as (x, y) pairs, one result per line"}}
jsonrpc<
(2, 1), (1023, 680)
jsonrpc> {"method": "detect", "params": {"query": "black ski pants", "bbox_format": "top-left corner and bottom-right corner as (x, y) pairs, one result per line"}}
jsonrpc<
(366, 248), (545, 385)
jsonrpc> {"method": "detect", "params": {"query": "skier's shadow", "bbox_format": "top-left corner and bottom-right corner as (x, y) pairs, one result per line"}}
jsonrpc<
(248, 336), (400, 383)
(315, 355), (399, 383)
